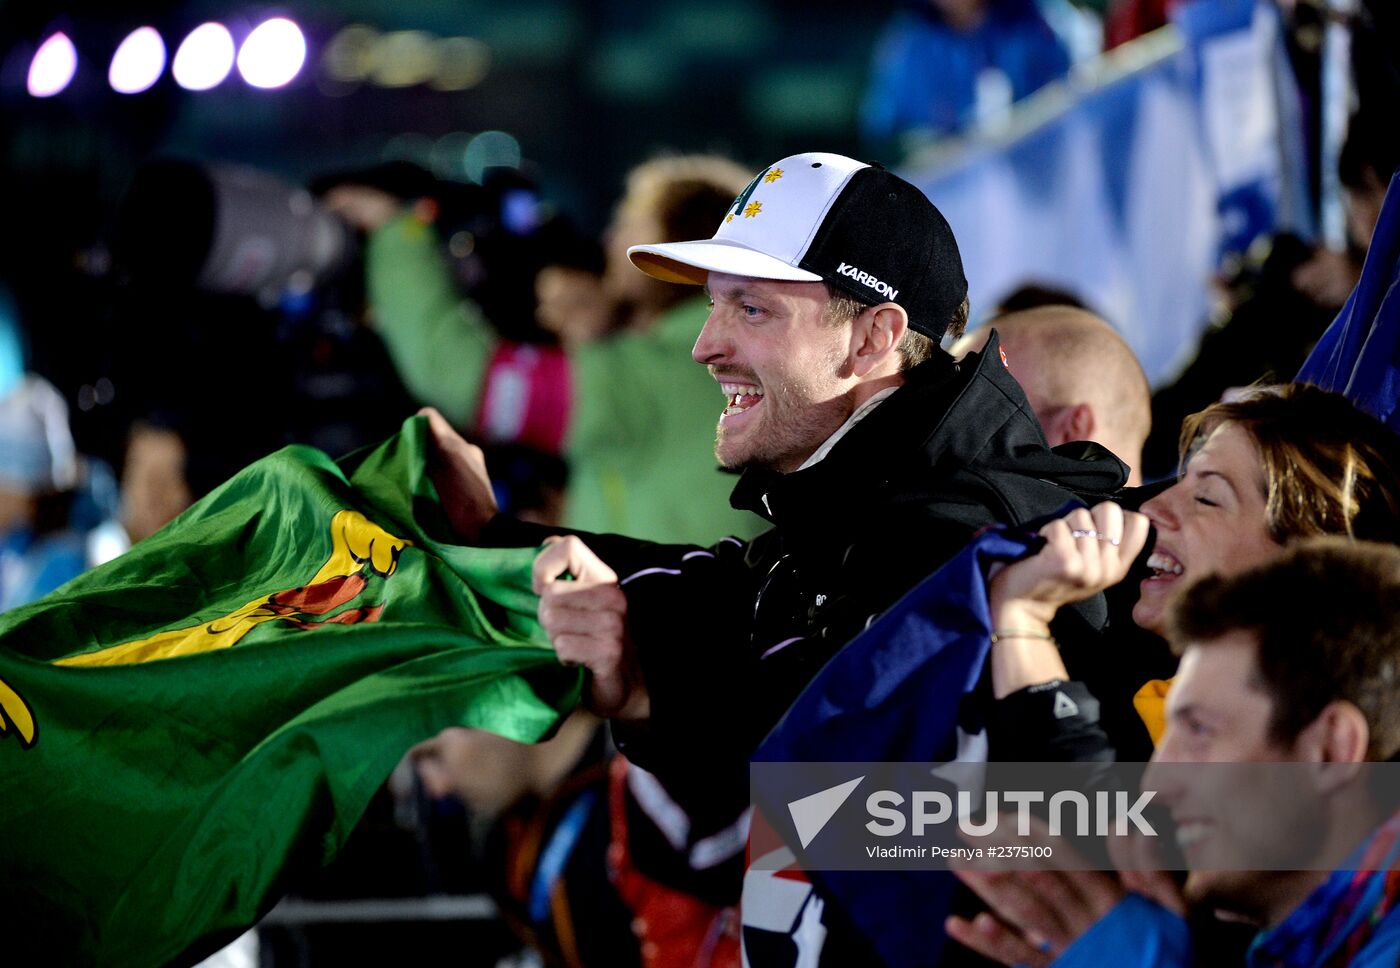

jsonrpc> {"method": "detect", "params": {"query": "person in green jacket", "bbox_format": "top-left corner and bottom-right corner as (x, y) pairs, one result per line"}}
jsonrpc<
(326, 156), (765, 545)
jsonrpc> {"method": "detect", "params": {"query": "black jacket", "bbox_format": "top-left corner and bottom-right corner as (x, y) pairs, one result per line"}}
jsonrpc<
(486, 334), (1132, 964)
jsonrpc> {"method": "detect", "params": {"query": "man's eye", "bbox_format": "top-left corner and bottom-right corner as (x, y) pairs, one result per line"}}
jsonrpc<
(742, 304), (761, 318)
(1194, 496), (1218, 508)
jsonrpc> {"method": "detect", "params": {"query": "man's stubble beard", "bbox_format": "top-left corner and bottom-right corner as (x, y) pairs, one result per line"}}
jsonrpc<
(715, 383), (853, 474)
(714, 340), (853, 473)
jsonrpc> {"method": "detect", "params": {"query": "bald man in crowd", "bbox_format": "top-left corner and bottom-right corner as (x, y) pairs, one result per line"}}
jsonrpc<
(959, 305), (1151, 484)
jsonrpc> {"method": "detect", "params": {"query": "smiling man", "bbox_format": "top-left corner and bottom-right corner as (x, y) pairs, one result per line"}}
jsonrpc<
(440, 152), (1132, 965)
(950, 539), (1400, 968)
(698, 274), (868, 474)
(1145, 540), (1400, 945)
(626, 153), (968, 481)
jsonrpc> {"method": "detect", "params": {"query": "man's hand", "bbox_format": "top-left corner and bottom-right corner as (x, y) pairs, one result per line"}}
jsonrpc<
(421, 407), (497, 543)
(945, 818), (1184, 966)
(534, 536), (650, 721)
(948, 867), (1125, 964)
(947, 819), (1122, 965)
(944, 909), (1055, 968)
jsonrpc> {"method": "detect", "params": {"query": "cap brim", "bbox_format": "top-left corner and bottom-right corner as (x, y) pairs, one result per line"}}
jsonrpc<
(628, 239), (824, 286)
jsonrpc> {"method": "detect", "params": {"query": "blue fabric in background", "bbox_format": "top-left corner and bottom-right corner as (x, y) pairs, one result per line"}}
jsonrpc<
(1297, 170), (1400, 432)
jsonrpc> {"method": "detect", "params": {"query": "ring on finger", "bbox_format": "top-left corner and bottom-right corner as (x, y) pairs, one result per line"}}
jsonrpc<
(1069, 529), (1098, 540)
(1095, 535), (1121, 546)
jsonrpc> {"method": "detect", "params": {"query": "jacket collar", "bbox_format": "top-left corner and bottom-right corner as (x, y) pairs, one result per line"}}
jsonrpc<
(729, 330), (1128, 525)
(727, 349), (958, 521)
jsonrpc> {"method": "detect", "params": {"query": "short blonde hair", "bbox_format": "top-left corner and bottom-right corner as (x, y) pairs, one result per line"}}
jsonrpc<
(823, 288), (966, 370)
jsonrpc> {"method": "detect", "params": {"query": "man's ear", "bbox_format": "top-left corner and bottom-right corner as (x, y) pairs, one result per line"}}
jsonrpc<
(1296, 700), (1370, 766)
(1041, 403), (1096, 449)
(849, 303), (908, 377)
(1296, 701), (1370, 797)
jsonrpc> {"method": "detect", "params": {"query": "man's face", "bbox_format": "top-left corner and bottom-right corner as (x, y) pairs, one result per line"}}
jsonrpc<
(122, 426), (193, 543)
(409, 726), (532, 818)
(693, 272), (856, 473)
(1146, 634), (1324, 917)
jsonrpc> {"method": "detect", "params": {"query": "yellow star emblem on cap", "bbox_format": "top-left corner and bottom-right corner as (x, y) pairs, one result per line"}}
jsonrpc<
(763, 168), (784, 183)
(725, 213), (734, 223)
(743, 201), (762, 218)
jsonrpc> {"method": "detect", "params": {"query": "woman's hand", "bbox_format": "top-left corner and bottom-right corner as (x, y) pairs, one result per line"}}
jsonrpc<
(990, 502), (1149, 632)
(985, 502), (1149, 697)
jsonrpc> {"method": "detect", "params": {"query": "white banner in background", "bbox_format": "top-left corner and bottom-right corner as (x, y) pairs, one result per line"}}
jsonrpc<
(905, 0), (1298, 387)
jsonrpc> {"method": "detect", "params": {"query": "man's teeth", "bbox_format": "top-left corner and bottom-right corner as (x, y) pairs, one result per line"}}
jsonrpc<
(720, 383), (763, 410)
(1146, 553), (1184, 577)
(721, 382), (763, 398)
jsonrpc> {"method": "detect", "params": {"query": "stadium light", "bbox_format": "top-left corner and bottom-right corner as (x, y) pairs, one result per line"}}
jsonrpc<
(237, 18), (306, 89)
(109, 26), (166, 94)
(173, 22), (235, 91)
(28, 32), (78, 97)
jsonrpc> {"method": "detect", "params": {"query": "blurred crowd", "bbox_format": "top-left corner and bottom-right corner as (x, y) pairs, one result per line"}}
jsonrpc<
(4, 1), (1400, 967)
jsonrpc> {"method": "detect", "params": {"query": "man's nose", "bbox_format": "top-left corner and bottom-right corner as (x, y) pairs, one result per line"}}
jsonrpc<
(692, 311), (728, 365)
(1143, 736), (1186, 805)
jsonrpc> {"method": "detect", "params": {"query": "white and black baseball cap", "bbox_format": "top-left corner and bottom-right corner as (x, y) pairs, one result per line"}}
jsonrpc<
(627, 152), (967, 339)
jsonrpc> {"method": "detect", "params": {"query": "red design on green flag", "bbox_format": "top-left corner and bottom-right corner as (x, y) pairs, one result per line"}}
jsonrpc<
(0, 415), (579, 965)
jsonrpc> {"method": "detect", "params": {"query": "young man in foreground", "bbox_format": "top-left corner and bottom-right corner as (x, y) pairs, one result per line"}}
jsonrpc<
(429, 152), (1130, 963)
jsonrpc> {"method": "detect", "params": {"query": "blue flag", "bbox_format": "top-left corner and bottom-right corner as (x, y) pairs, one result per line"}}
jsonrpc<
(752, 527), (1039, 968)
(1297, 169), (1400, 431)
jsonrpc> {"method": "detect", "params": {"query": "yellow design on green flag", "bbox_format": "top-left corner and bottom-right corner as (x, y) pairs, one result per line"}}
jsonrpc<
(58, 510), (410, 668)
(0, 675), (34, 747)
(0, 512), (411, 745)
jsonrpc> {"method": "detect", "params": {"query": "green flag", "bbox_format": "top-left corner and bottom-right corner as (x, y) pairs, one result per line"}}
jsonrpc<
(0, 415), (578, 965)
